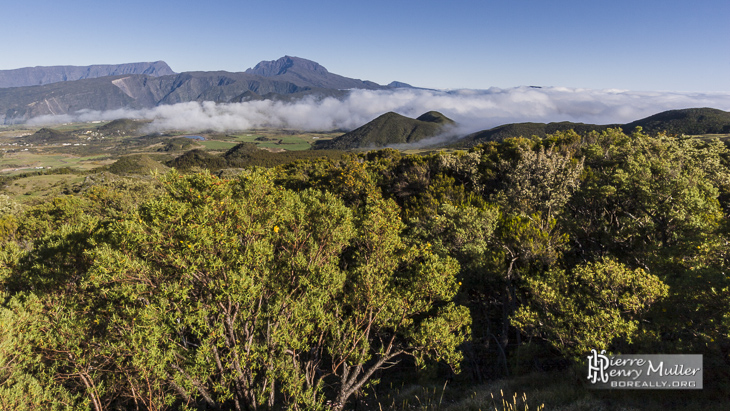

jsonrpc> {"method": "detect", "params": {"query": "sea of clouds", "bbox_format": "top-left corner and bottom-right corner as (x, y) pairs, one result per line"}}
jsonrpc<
(27, 87), (730, 135)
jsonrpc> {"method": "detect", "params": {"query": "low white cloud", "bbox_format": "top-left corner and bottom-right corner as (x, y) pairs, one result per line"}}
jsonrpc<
(27, 87), (730, 136)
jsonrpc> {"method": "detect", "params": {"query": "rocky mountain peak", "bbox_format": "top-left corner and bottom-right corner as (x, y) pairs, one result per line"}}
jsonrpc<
(245, 56), (329, 77)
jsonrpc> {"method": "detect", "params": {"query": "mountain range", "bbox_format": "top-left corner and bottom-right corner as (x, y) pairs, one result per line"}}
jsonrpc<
(0, 56), (401, 124)
(2, 57), (730, 150)
(0, 61), (174, 89)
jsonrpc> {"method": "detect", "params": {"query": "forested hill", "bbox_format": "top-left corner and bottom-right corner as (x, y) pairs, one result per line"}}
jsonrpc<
(313, 111), (456, 149)
(453, 107), (730, 148)
(625, 107), (730, 135)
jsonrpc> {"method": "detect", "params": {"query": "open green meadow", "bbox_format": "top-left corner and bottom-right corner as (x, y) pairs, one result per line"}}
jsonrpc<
(198, 140), (240, 150)
(0, 151), (113, 173)
(0, 122), (347, 203)
(2, 173), (86, 202)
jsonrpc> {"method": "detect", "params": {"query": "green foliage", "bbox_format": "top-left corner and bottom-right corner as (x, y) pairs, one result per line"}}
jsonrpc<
(512, 258), (669, 357)
(167, 144), (345, 170)
(3, 125), (730, 408)
(158, 137), (201, 152)
(0, 169), (469, 410)
(107, 154), (169, 175)
(569, 131), (728, 269)
(166, 148), (228, 170)
(313, 111), (454, 150)
(97, 118), (147, 136)
(624, 108), (730, 136)
(456, 107), (730, 149)
(496, 144), (584, 224)
(0, 194), (22, 217)
(410, 203), (499, 279)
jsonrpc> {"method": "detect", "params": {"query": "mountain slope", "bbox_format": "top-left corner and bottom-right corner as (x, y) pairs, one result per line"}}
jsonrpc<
(0, 56), (391, 124)
(453, 108), (730, 148)
(454, 122), (617, 147)
(624, 107), (730, 135)
(246, 56), (383, 90)
(0, 61), (174, 89)
(314, 111), (455, 150)
(0, 72), (323, 124)
(0, 76), (143, 123)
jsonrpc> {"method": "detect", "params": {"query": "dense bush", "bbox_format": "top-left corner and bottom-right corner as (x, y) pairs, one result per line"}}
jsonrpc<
(2, 128), (730, 409)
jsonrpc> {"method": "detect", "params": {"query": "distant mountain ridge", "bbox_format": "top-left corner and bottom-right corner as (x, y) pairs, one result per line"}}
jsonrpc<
(245, 56), (384, 90)
(0, 61), (175, 89)
(0, 57), (392, 124)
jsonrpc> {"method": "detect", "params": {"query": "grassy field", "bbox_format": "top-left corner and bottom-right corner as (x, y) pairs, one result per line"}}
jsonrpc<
(1, 174), (86, 202)
(228, 130), (341, 151)
(198, 140), (239, 150)
(0, 123), (347, 202)
(0, 151), (113, 173)
(0, 124), (341, 178)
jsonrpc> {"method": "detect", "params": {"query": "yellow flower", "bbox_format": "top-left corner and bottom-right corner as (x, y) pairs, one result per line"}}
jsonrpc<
(273, 226), (279, 233)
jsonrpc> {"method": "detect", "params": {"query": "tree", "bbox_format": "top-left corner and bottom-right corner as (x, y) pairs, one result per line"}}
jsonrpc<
(568, 130), (728, 269)
(512, 258), (668, 358)
(0, 169), (469, 410)
(489, 144), (583, 352)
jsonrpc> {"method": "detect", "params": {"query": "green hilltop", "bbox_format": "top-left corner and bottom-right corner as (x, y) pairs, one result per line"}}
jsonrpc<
(313, 111), (455, 150)
(453, 107), (730, 148)
(107, 154), (169, 175)
(98, 119), (149, 136)
(24, 127), (76, 144)
(625, 107), (730, 135)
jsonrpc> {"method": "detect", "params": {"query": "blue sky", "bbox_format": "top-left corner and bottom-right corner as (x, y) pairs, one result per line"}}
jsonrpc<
(2, 0), (728, 92)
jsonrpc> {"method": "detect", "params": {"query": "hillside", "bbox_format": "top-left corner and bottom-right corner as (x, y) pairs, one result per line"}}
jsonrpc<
(0, 57), (392, 125)
(313, 111), (455, 150)
(23, 127), (76, 144)
(245, 56), (383, 90)
(453, 108), (730, 148)
(108, 154), (169, 175)
(624, 107), (730, 135)
(454, 122), (616, 147)
(98, 119), (150, 136)
(0, 72), (320, 124)
(0, 61), (174, 89)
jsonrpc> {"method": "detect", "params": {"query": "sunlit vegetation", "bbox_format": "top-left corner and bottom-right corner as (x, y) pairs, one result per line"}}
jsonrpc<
(1, 127), (730, 410)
